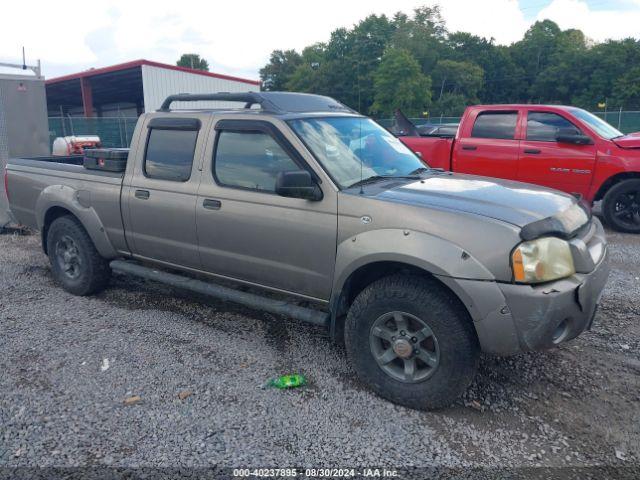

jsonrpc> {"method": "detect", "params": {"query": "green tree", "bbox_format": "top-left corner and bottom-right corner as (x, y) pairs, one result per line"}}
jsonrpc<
(176, 54), (209, 71)
(446, 32), (524, 103)
(612, 66), (640, 109)
(285, 44), (329, 94)
(372, 48), (431, 117)
(573, 39), (640, 110)
(259, 49), (302, 91)
(431, 93), (467, 116)
(432, 59), (484, 102)
(391, 6), (447, 73)
(258, 7), (640, 116)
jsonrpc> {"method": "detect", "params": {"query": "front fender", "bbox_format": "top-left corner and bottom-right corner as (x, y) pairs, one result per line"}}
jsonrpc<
(36, 185), (118, 258)
(332, 228), (494, 296)
(329, 228), (519, 350)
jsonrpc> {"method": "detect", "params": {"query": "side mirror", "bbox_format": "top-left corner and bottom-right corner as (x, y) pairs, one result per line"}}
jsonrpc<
(275, 170), (323, 201)
(556, 133), (593, 145)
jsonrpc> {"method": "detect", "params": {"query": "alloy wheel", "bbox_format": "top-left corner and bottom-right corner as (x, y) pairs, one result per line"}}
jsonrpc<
(369, 311), (440, 383)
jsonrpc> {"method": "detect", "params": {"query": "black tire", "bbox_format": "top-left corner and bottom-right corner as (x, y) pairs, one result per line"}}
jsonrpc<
(46, 215), (111, 296)
(344, 274), (479, 410)
(602, 179), (640, 233)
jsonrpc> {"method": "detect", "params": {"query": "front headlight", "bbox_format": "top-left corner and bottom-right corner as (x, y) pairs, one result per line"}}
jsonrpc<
(512, 237), (575, 283)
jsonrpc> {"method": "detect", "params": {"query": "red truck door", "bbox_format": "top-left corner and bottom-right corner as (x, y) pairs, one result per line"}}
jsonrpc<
(453, 109), (520, 180)
(518, 110), (596, 198)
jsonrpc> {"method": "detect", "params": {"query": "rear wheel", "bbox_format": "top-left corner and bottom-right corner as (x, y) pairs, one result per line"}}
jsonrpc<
(344, 274), (479, 410)
(47, 215), (111, 295)
(602, 179), (640, 233)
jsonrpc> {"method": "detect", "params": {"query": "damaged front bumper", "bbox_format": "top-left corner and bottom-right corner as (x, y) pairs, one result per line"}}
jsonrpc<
(497, 247), (610, 353)
(439, 245), (610, 356)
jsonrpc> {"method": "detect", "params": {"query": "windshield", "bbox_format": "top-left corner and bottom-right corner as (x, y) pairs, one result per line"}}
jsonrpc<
(568, 108), (623, 140)
(289, 117), (425, 189)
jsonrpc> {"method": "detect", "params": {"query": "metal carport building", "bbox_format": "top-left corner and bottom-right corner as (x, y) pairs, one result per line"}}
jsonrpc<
(45, 59), (261, 117)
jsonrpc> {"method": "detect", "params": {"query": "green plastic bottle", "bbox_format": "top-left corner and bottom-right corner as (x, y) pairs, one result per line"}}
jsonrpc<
(266, 374), (307, 389)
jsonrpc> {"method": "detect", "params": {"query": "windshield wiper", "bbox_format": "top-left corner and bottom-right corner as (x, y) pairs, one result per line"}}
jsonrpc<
(348, 174), (421, 189)
(409, 167), (432, 175)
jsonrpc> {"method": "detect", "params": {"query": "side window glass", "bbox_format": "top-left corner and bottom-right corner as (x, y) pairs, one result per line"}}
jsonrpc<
(527, 112), (581, 142)
(144, 129), (198, 181)
(471, 112), (518, 140)
(214, 130), (301, 192)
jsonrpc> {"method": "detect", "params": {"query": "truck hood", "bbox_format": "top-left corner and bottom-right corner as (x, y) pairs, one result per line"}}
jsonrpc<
(612, 132), (640, 149)
(377, 173), (582, 231)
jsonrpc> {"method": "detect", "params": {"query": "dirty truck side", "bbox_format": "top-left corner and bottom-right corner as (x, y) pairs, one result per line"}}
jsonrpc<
(5, 92), (610, 410)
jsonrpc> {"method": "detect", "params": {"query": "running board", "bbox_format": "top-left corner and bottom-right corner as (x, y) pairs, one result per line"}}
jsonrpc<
(109, 260), (329, 327)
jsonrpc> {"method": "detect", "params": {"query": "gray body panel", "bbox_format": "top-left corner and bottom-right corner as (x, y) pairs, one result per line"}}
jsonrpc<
(1, 77), (50, 226)
(5, 102), (610, 356)
(195, 115), (339, 300)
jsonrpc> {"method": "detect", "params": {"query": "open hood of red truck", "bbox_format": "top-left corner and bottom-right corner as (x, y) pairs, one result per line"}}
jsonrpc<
(612, 132), (640, 149)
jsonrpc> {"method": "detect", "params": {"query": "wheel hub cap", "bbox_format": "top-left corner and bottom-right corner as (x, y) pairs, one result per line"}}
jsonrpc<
(369, 311), (440, 384)
(55, 235), (82, 280)
(392, 339), (413, 359)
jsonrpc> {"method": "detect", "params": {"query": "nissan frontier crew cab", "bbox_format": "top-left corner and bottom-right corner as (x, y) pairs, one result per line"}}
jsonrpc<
(5, 92), (610, 410)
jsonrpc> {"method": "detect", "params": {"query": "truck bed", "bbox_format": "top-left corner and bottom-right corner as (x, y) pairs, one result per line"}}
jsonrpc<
(6, 155), (127, 256)
(8, 155), (125, 179)
(399, 136), (455, 170)
(23, 155), (85, 166)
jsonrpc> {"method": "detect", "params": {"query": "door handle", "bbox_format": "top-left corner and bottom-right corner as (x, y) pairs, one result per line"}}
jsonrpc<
(524, 149), (541, 154)
(203, 198), (222, 210)
(135, 189), (150, 200)
(462, 145), (477, 151)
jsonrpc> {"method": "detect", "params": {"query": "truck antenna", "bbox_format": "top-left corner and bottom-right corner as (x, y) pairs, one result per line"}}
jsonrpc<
(359, 118), (364, 195)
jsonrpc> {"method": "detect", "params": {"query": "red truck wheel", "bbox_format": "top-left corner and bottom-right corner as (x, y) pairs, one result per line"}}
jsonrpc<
(602, 179), (640, 233)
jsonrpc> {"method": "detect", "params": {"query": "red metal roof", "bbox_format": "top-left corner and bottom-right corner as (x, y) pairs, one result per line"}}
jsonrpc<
(46, 59), (261, 86)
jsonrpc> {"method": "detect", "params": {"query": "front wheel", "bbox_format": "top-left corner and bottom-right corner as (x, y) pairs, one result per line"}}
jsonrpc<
(344, 274), (479, 410)
(47, 215), (111, 296)
(602, 179), (640, 233)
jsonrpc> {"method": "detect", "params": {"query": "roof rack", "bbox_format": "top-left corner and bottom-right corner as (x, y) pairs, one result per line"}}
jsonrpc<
(159, 92), (280, 112)
(158, 91), (358, 114)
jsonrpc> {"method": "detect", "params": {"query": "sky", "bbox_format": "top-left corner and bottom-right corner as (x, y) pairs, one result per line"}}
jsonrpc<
(0, 0), (639, 81)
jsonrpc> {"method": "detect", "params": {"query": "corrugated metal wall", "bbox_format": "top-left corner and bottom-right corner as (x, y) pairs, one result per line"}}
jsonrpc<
(141, 65), (259, 111)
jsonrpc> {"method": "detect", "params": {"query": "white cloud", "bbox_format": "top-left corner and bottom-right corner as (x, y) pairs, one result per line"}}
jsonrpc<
(536, 0), (640, 42)
(0, 0), (638, 80)
(439, 0), (528, 44)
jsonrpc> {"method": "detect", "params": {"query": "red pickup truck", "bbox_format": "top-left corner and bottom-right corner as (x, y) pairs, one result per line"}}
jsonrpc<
(397, 105), (640, 232)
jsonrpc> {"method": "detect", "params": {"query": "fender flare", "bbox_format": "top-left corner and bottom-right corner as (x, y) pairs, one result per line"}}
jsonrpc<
(328, 228), (495, 338)
(36, 184), (118, 259)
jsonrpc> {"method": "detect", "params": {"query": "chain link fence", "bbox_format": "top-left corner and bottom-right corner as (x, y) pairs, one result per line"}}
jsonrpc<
(47, 111), (640, 148)
(48, 117), (138, 149)
(377, 111), (640, 134)
(593, 111), (640, 133)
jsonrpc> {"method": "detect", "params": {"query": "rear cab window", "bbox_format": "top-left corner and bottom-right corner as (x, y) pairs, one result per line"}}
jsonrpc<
(144, 118), (200, 181)
(471, 111), (518, 140)
(526, 112), (582, 142)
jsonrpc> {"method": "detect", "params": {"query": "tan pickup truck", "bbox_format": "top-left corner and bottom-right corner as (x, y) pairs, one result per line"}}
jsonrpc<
(5, 92), (609, 409)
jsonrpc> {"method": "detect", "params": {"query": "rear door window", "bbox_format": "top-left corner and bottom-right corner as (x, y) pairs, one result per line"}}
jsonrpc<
(526, 112), (581, 142)
(471, 112), (518, 140)
(144, 129), (198, 181)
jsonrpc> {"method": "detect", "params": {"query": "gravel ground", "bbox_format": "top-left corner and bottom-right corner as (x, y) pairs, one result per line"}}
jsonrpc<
(1, 225), (639, 477)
